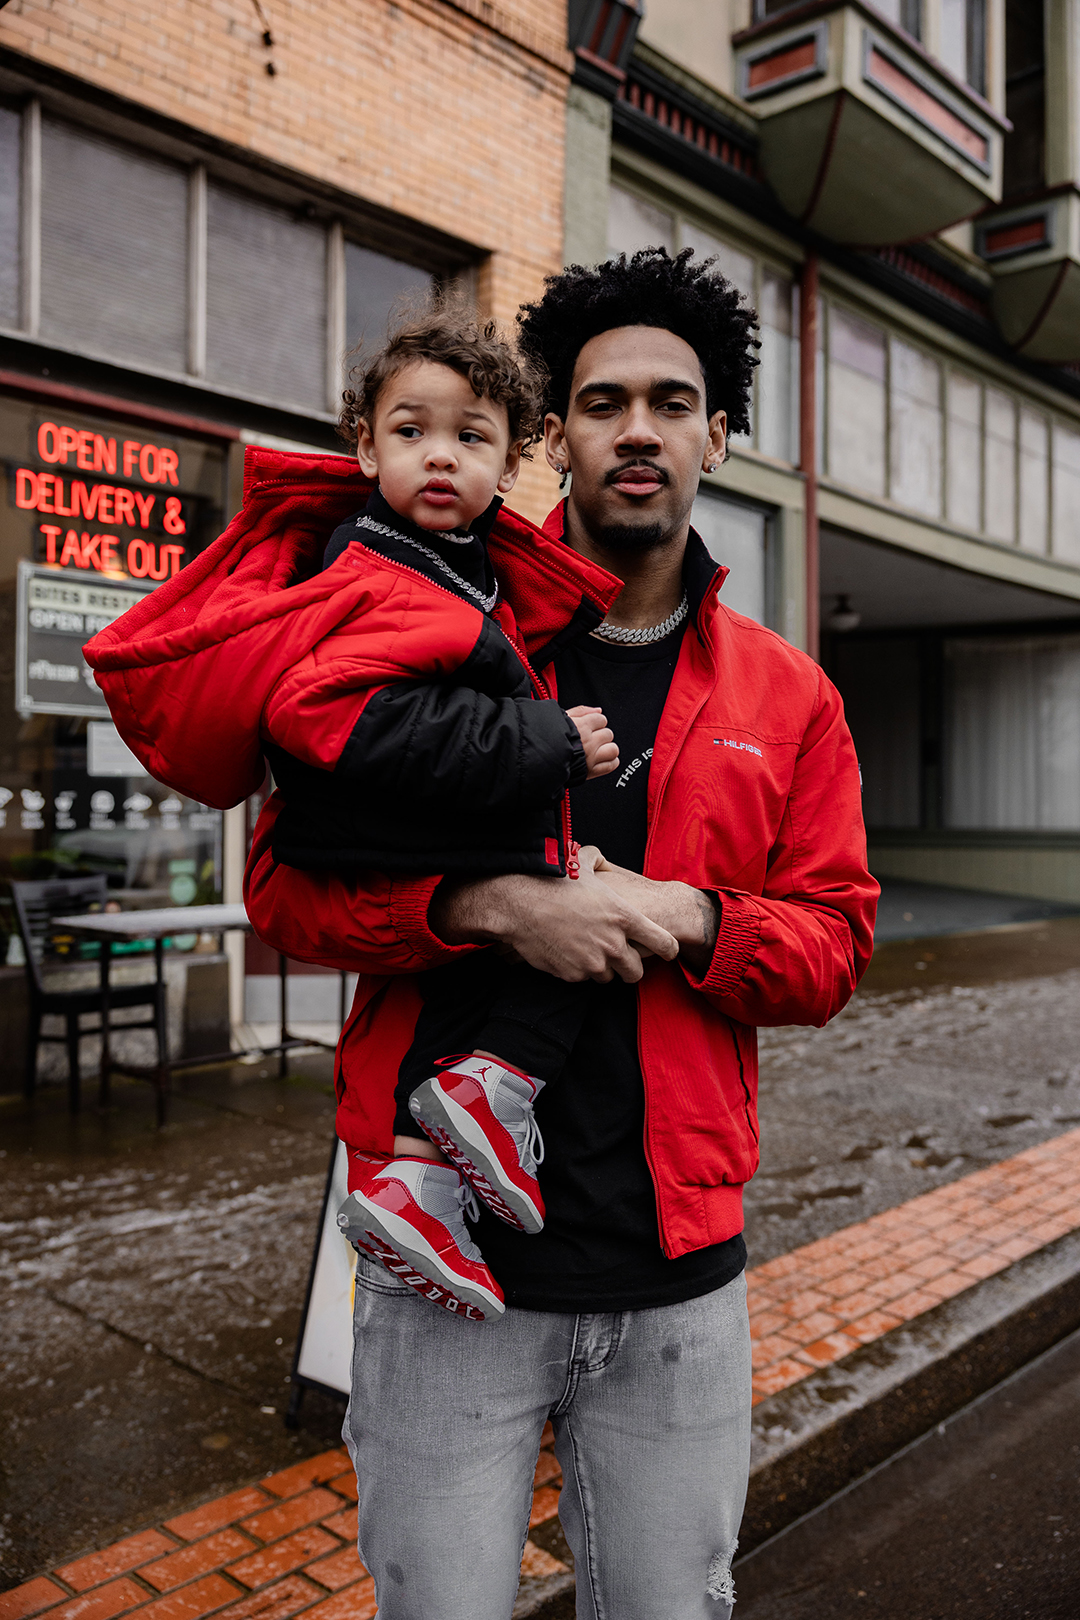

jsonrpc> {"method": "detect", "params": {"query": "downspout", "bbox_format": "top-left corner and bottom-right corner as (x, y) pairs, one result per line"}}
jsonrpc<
(800, 250), (820, 662)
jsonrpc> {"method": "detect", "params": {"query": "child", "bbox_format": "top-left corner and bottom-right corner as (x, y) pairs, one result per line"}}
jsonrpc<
(266, 308), (622, 1321)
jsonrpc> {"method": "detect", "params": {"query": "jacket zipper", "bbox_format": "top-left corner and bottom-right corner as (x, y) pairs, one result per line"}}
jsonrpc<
(639, 567), (722, 1249)
(494, 620), (580, 879)
(340, 538), (581, 879)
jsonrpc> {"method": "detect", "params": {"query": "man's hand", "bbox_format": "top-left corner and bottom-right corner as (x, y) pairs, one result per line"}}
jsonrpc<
(588, 849), (720, 976)
(566, 705), (619, 779)
(430, 852), (678, 984)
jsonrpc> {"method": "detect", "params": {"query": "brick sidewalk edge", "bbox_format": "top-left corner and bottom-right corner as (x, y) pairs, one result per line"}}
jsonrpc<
(739, 1223), (1080, 1554)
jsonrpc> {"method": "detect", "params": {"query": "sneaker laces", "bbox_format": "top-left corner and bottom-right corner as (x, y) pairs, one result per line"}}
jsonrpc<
(505, 1103), (544, 1172)
(456, 1178), (481, 1225)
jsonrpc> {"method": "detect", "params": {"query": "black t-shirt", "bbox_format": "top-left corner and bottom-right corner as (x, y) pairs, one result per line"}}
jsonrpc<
(473, 622), (747, 1311)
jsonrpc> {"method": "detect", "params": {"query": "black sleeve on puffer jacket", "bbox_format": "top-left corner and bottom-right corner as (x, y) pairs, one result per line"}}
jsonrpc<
(335, 680), (588, 812)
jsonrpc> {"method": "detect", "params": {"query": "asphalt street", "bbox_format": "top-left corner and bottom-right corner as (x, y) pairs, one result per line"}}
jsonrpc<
(734, 1324), (1080, 1619)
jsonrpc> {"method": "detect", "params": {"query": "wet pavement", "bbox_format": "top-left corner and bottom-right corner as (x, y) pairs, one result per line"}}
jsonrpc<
(3, 909), (1080, 1588)
(0, 1057), (344, 1586)
(748, 917), (1080, 1266)
(874, 877), (1080, 943)
(734, 1324), (1080, 1618)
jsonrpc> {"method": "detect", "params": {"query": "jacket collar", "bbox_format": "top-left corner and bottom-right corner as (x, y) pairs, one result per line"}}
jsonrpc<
(540, 500), (728, 642)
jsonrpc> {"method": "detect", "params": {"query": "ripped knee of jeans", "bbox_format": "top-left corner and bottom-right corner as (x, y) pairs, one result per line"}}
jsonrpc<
(706, 1545), (737, 1606)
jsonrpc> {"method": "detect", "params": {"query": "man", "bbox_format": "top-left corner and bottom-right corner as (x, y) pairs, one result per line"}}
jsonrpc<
(244, 248), (878, 1618)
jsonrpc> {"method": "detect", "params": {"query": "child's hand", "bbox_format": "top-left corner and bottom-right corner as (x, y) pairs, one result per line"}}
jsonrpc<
(567, 705), (619, 780)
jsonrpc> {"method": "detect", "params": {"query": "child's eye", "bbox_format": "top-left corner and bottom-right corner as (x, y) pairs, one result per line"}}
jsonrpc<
(459, 430), (485, 445)
(397, 425), (422, 440)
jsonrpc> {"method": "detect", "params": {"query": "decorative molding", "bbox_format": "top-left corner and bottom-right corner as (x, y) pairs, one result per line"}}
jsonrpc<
(739, 23), (829, 102)
(861, 29), (993, 175)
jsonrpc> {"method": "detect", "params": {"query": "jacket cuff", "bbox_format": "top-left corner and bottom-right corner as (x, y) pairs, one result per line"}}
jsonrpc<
(682, 889), (761, 998)
(566, 726), (589, 788)
(388, 874), (480, 965)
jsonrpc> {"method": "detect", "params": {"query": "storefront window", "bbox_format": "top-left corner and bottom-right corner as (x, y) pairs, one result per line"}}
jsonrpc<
(944, 634), (1080, 830)
(0, 103), (20, 329)
(40, 120), (189, 374)
(1018, 407), (1049, 555)
(345, 241), (434, 357)
(827, 307), (887, 498)
(206, 182), (328, 412)
(945, 370), (982, 531)
(607, 185), (675, 258)
(692, 490), (769, 626)
(983, 387), (1017, 544)
(889, 338), (942, 519)
(757, 267), (798, 464)
(0, 393), (228, 951)
(1052, 425), (1080, 566)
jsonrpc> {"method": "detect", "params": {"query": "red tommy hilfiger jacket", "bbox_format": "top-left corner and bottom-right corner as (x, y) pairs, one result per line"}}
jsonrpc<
(86, 446), (878, 1261)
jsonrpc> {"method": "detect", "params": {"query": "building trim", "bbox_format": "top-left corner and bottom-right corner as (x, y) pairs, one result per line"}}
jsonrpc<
(0, 369), (242, 442)
(818, 482), (1080, 603)
(867, 830), (1080, 850)
(0, 46), (481, 278)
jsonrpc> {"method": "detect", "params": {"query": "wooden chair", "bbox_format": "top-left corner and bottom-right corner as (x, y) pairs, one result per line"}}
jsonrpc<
(11, 876), (166, 1114)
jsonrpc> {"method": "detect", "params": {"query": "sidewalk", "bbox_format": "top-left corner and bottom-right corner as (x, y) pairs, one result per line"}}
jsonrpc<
(6, 1126), (1080, 1620)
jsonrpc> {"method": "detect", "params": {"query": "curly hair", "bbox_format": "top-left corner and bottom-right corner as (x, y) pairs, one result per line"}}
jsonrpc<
(338, 303), (544, 453)
(516, 247), (759, 438)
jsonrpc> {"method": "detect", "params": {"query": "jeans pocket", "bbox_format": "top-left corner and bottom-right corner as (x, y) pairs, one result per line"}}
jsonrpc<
(353, 1248), (419, 1298)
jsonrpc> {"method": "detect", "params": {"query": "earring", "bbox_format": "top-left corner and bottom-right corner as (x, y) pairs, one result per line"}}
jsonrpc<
(556, 462), (569, 490)
(554, 463), (564, 474)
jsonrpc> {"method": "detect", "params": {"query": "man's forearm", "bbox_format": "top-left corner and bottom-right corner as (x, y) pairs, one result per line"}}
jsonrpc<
(430, 866), (680, 984)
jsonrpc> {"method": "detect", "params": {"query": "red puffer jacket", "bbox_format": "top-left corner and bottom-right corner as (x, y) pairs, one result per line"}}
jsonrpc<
(87, 446), (878, 1260)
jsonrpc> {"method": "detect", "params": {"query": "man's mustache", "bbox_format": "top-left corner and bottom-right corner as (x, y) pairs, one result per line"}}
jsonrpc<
(602, 460), (670, 486)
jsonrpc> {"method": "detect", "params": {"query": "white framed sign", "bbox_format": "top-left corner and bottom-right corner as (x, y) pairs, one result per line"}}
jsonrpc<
(15, 561), (153, 718)
(288, 1139), (357, 1417)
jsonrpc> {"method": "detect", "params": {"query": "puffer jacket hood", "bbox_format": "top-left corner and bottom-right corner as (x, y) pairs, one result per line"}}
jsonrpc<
(83, 447), (623, 808)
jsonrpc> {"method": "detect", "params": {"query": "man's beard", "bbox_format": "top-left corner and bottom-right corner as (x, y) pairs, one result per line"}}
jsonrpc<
(592, 520), (668, 553)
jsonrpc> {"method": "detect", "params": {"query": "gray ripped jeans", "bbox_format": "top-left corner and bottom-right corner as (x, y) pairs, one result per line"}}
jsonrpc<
(342, 1253), (751, 1620)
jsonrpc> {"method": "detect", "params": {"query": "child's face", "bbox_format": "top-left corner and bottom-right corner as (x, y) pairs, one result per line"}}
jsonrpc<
(357, 360), (521, 532)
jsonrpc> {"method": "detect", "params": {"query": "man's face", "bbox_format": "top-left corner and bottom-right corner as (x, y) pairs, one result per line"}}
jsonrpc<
(356, 360), (520, 533)
(545, 326), (726, 553)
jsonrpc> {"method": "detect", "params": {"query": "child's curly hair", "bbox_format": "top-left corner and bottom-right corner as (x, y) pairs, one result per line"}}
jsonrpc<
(338, 303), (545, 453)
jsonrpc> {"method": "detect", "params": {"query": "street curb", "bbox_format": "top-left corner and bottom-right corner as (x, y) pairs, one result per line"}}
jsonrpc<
(524, 1229), (1080, 1614)
(739, 1225), (1080, 1552)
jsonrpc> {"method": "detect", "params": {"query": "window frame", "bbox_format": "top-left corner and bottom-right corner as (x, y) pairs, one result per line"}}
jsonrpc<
(0, 96), (477, 422)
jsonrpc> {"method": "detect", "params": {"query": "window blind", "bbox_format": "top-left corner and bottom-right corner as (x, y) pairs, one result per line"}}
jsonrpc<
(344, 241), (433, 360)
(0, 105), (19, 329)
(39, 118), (188, 371)
(206, 182), (326, 410)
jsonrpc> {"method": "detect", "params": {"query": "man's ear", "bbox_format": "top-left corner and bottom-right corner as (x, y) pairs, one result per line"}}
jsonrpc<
(703, 410), (727, 472)
(498, 442), (523, 494)
(543, 412), (569, 477)
(356, 419), (379, 479)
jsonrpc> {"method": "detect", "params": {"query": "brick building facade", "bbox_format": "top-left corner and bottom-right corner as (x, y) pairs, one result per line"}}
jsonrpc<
(0, 0), (572, 1039)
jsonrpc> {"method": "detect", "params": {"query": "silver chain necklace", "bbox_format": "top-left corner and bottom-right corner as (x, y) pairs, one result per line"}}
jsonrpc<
(356, 513), (498, 613)
(592, 590), (689, 645)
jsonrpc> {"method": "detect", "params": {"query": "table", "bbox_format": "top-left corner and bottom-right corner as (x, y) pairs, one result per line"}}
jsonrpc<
(53, 903), (344, 1125)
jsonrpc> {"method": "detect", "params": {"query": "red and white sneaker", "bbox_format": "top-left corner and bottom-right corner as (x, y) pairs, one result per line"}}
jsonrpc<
(409, 1056), (546, 1234)
(336, 1158), (504, 1321)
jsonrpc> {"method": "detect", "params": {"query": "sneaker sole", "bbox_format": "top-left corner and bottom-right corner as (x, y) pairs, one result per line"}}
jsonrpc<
(410, 1082), (545, 1235)
(339, 1192), (505, 1320)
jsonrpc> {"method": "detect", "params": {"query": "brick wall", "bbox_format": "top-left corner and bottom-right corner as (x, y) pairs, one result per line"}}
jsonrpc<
(0, 0), (570, 521)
